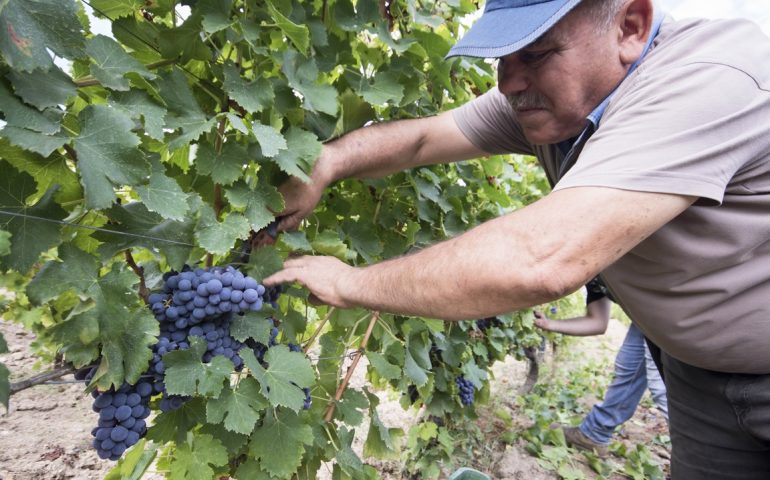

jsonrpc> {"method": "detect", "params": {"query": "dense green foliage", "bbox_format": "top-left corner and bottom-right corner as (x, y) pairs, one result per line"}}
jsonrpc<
(0, 0), (573, 477)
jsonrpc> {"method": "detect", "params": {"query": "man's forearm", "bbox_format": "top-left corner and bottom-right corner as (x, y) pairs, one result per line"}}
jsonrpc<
(319, 112), (486, 182)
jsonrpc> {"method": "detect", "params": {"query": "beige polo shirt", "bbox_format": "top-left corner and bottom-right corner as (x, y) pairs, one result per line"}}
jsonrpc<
(453, 16), (770, 373)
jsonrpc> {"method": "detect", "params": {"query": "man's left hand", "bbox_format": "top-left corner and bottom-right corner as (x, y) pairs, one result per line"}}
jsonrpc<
(262, 255), (356, 308)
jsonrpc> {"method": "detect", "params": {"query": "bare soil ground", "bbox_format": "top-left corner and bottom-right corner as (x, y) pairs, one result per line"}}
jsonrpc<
(0, 317), (668, 479)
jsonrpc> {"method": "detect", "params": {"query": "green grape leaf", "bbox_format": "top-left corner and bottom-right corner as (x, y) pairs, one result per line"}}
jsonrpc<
(335, 426), (364, 475)
(27, 243), (99, 305)
(311, 230), (348, 259)
(279, 231), (312, 251)
(251, 123), (287, 158)
(223, 64), (274, 114)
(241, 346), (314, 411)
(146, 397), (207, 444)
(344, 219), (383, 263)
(0, 362), (9, 409)
(95, 201), (195, 271)
(0, 163), (66, 273)
(0, 0), (85, 71)
(404, 334), (431, 387)
(86, 35), (155, 91)
(229, 311), (273, 345)
(282, 51), (338, 115)
(365, 351), (402, 380)
(163, 337), (232, 398)
(333, 90), (376, 138)
(0, 230), (10, 256)
(335, 388), (368, 426)
(88, 0), (144, 19)
(167, 433), (228, 480)
(194, 142), (246, 186)
(7, 66), (76, 110)
(234, 459), (275, 480)
(266, 1), (309, 53)
(157, 69), (216, 150)
(363, 389), (401, 459)
(0, 125), (68, 157)
(104, 439), (158, 480)
(73, 105), (150, 209)
(135, 157), (191, 221)
(206, 377), (267, 435)
(87, 268), (159, 389)
(224, 180), (283, 231)
(198, 0), (233, 33)
(248, 409), (313, 478)
(245, 246), (283, 281)
(461, 360), (487, 389)
(198, 422), (249, 454)
(158, 13), (211, 63)
(195, 205), (250, 256)
(109, 89), (167, 141)
(0, 82), (62, 134)
(271, 127), (321, 183)
(360, 71), (404, 106)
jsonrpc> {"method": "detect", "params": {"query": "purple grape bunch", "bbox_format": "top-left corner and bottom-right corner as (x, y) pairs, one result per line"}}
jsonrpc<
(455, 376), (475, 406)
(83, 265), (280, 461)
(76, 368), (152, 461)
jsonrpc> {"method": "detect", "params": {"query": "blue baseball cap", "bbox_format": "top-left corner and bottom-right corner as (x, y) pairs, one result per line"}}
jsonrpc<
(446, 0), (584, 59)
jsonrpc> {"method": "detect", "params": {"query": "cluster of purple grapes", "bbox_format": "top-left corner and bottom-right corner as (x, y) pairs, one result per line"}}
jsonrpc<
(475, 317), (503, 331)
(455, 376), (475, 406)
(76, 368), (153, 461)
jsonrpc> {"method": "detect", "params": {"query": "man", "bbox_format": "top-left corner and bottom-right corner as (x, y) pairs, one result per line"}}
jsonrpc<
(264, 0), (770, 477)
(535, 278), (668, 457)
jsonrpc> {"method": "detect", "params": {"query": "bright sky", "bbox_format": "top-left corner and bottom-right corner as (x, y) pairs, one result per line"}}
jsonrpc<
(657, 0), (770, 34)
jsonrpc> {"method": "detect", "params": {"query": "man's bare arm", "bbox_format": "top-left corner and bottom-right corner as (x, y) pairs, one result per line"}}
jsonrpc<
(277, 112), (488, 230)
(265, 187), (696, 320)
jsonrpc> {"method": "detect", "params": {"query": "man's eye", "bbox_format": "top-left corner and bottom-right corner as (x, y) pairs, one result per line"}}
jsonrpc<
(520, 50), (551, 65)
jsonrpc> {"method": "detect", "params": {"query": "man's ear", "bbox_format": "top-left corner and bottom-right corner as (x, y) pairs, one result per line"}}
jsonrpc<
(617, 0), (654, 66)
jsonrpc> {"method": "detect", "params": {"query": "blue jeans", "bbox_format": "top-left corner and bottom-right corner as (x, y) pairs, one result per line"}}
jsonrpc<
(579, 323), (668, 444)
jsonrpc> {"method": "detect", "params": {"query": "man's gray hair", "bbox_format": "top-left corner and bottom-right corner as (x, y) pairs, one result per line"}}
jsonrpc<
(576, 0), (628, 33)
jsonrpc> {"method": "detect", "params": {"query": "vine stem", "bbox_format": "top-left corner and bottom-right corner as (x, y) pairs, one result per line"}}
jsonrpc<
(324, 311), (379, 422)
(302, 307), (335, 354)
(9, 366), (75, 395)
(125, 249), (150, 302)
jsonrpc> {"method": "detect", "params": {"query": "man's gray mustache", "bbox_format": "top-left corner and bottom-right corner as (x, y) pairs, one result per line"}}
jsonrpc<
(507, 92), (548, 111)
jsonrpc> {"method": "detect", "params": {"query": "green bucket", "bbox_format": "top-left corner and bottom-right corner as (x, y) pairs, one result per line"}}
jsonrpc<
(447, 467), (491, 480)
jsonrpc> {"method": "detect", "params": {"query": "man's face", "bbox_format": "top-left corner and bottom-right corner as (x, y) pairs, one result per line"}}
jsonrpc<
(497, 8), (628, 144)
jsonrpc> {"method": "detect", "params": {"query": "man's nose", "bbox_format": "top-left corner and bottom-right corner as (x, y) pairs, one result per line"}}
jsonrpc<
(497, 55), (530, 96)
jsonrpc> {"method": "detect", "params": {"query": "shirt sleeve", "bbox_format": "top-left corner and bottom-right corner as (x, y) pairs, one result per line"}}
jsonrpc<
(452, 87), (536, 156)
(554, 62), (770, 205)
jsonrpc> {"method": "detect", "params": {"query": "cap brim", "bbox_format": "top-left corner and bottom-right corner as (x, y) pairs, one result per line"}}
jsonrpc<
(446, 0), (583, 59)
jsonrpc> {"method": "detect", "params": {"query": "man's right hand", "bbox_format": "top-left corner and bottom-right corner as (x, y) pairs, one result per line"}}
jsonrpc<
(275, 150), (334, 232)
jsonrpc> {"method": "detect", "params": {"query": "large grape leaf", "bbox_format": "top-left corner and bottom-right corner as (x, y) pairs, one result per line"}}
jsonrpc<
(222, 64), (273, 114)
(365, 351), (402, 380)
(360, 71), (404, 106)
(224, 180), (283, 231)
(135, 157), (191, 221)
(404, 333), (431, 387)
(0, 126), (68, 157)
(194, 205), (250, 256)
(334, 388), (368, 426)
(266, 1), (308, 54)
(109, 90), (167, 141)
(158, 69), (215, 150)
(73, 105), (151, 209)
(0, 230), (10, 256)
(335, 426), (364, 476)
(0, 0), (85, 71)
(0, 139), (80, 203)
(0, 81), (62, 134)
(270, 127), (321, 183)
(0, 162), (66, 272)
(86, 35), (155, 91)
(241, 346), (314, 411)
(251, 123), (287, 158)
(363, 389), (402, 459)
(194, 142), (246, 186)
(95, 201), (195, 271)
(89, 0), (143, 19)
(7, 66), (76, 110)
(158, 13), (210, 63)
(206, 377), (267, 435)
(248, 409), (313, 478)
(27, 243), (99, 305)
(229, 311), (273, 345)
(198, 0), (233, 33)
(86, 268), (159, 388)
(146, 397), (206, 445)
(167, 433), (228, 480)
(163, 338), (232, 398)
(282, 51), (338, 116)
